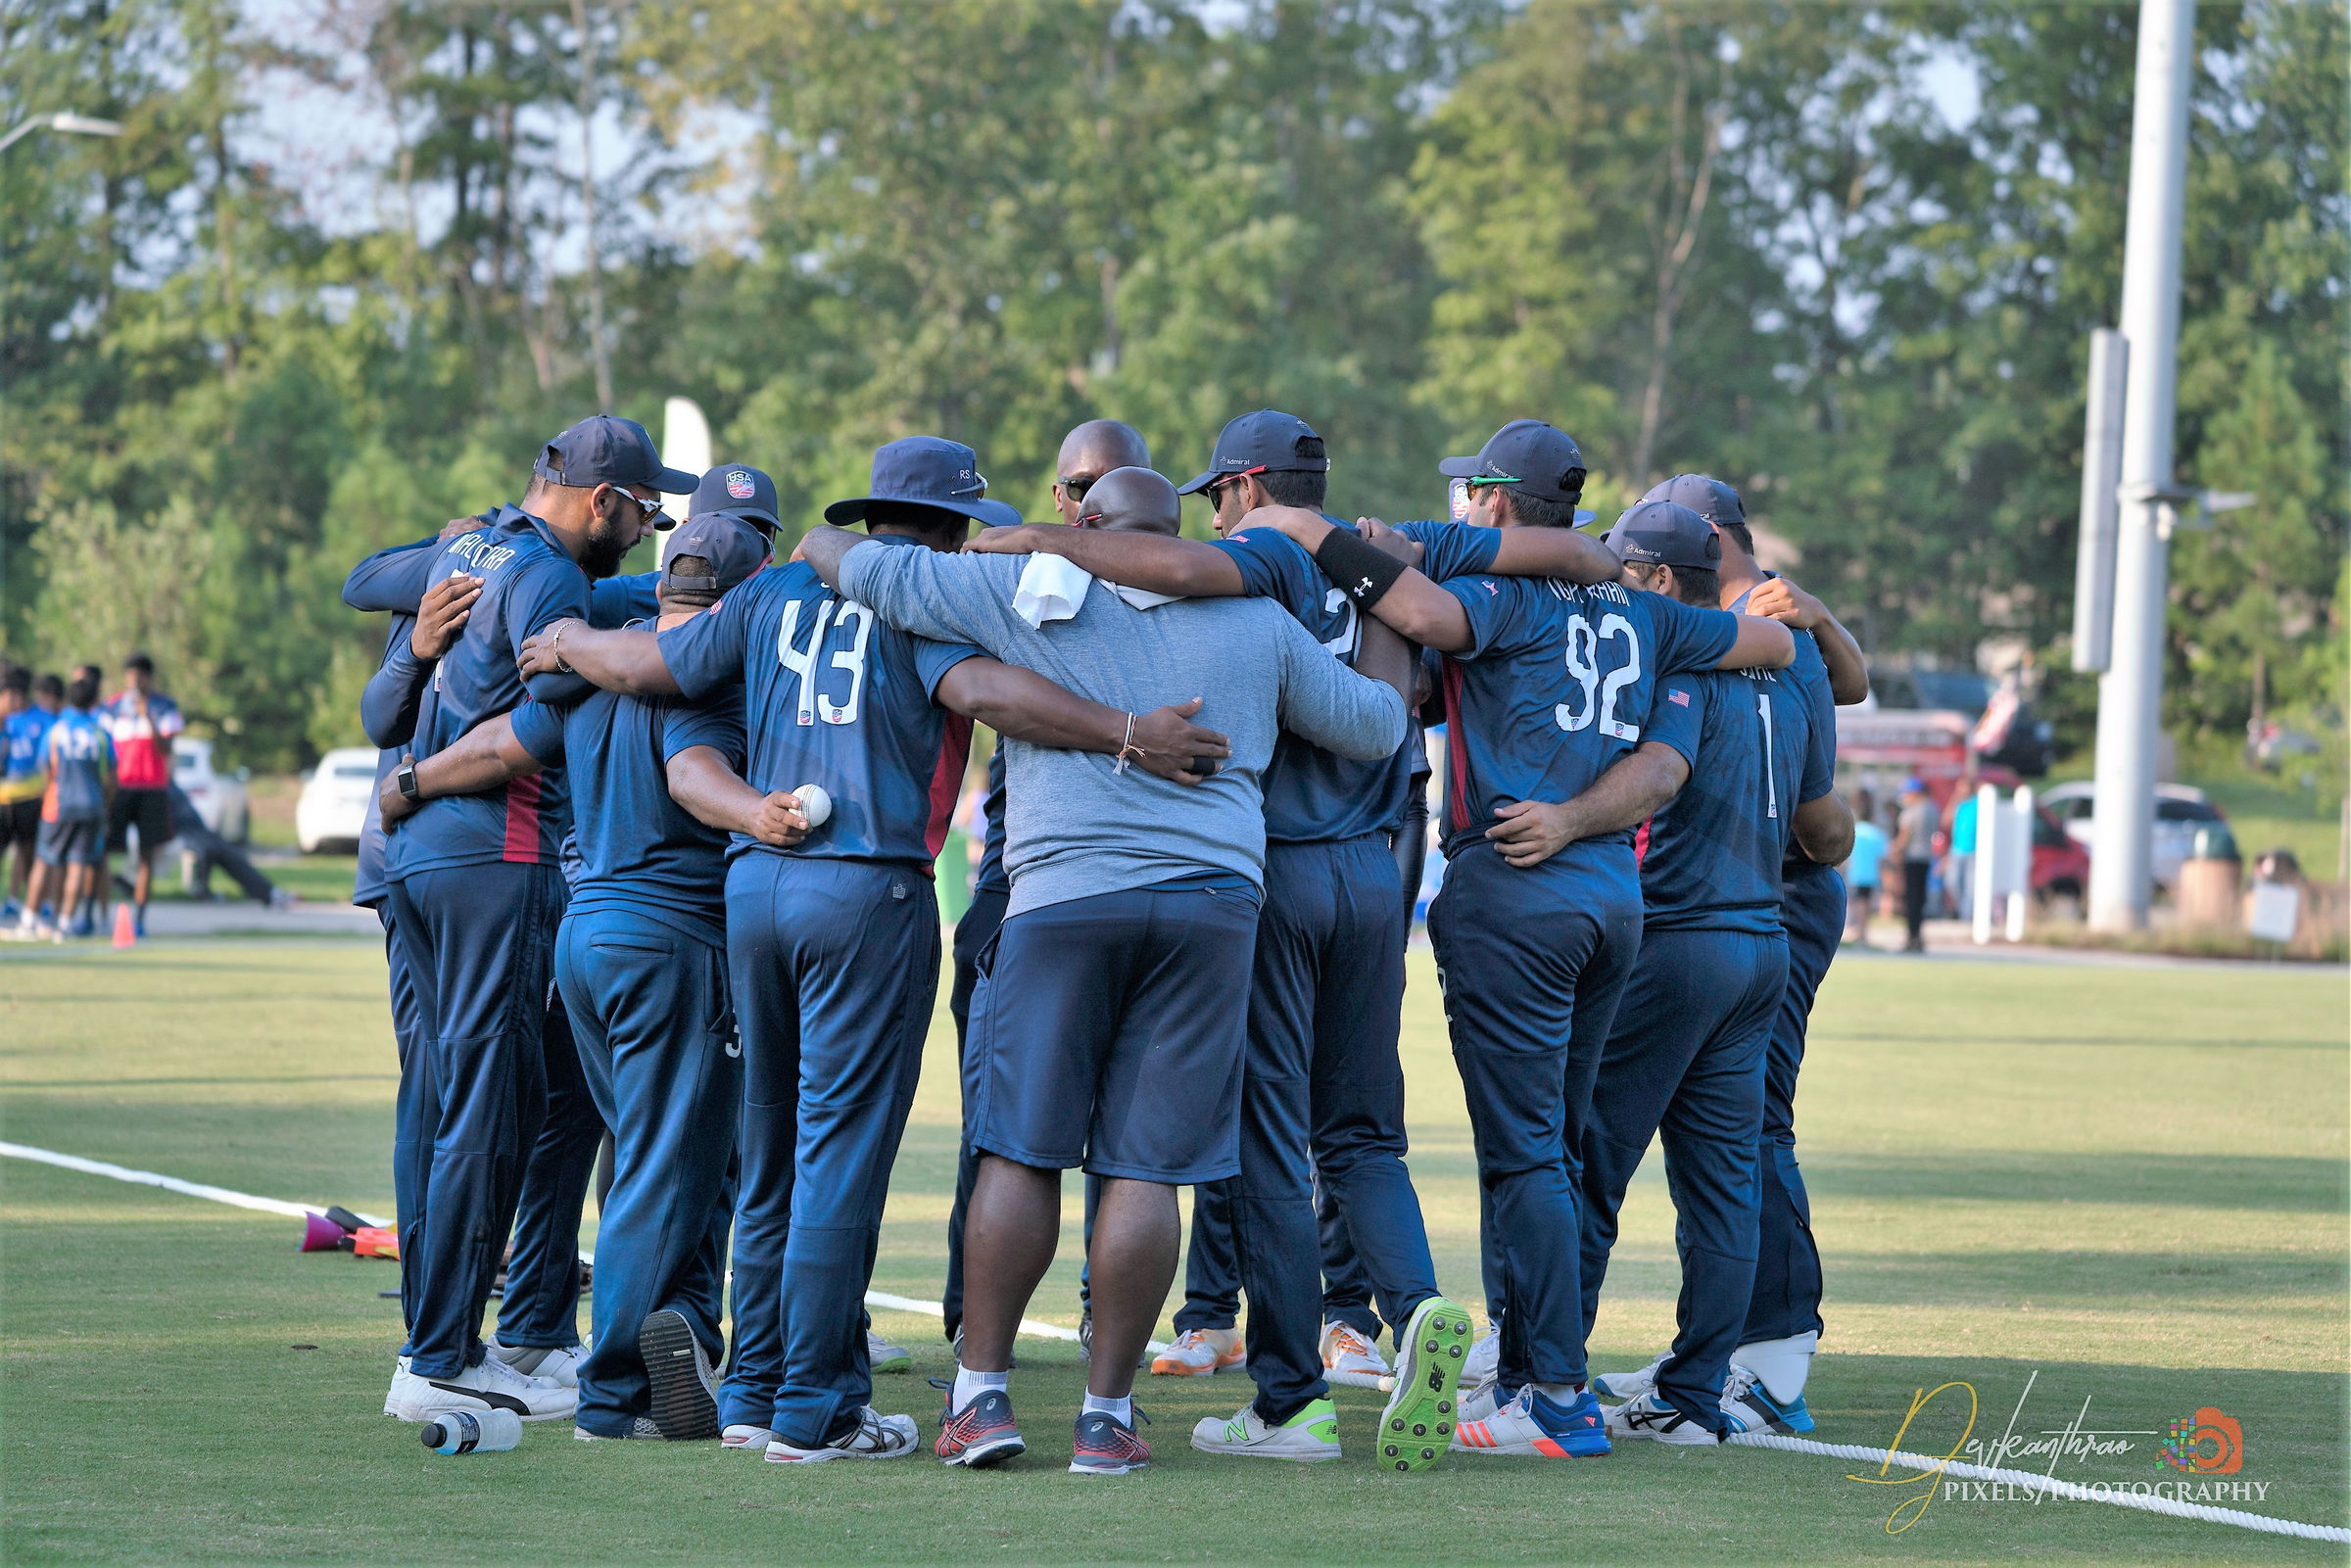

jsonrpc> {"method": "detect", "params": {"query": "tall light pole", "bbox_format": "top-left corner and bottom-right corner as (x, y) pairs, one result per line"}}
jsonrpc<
(0, 112), (123, 156)
(2087, 0), (2195, 932)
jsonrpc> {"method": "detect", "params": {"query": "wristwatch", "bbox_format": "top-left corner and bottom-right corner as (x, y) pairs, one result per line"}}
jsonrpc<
(396, 758), (421, 804)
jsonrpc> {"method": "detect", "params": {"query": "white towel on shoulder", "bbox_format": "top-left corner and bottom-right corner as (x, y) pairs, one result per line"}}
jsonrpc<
(1012, 551), (1182, 628)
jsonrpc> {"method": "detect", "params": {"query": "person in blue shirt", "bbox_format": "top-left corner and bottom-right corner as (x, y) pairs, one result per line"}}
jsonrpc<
(380, 511), (776, 1444)
(19, 670), (115, 939)
(1260, 459), (1795, 1460)
(376, 414), (694, 1429)
(3, 670), (62, 919)
(519, 437), (1231, 1465)
(966, 412), (1624, 1466)
(1630, 473), (1869, 1427)
(1570, 507), (1852, 1446)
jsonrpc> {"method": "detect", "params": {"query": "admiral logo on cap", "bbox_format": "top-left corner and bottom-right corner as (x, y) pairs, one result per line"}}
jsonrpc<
(532, 414), (700, 513)
(1176, 409), (1330, 496)
(1641, 473), (1746, 533)
(1436, 419), (1595, 522)
(1605, 499), (1722, 571)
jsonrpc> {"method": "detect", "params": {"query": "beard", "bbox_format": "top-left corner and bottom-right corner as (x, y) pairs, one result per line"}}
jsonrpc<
(579, 512), (639, 580)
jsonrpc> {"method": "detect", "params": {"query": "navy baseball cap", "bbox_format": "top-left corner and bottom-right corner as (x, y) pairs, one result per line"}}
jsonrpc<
(660, 514), (771, 599)
(1642, 473), (1745, 533)
(1606, 500), (1722, 571)
(823, 437), (1021, 528)
(1176, 409), (1330, 496)
(1438, 419), (1595, 522)
(689, 464), (781, 534)
(532, 415), (699, 516)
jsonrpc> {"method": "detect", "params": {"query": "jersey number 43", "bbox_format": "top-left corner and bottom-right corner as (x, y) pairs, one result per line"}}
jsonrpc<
(1555, 612), (1643, 741)
(777, 598), (874, 727)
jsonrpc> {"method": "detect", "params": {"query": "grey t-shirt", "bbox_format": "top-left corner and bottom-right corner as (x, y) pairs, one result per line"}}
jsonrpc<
(839, 543), (1407, 917)
(1896, 798), (1938, 862)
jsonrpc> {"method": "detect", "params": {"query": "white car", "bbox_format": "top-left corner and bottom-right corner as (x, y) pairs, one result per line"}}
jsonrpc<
(171, 736), (250, 842)
(2039, 781), (2228, 888)
(297, 747), (381, 854)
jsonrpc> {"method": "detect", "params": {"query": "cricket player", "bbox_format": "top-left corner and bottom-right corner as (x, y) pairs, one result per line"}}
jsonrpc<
(3, 670), (62, 920)
(18, 670), (114, 940)
(98, 653), (183, 937)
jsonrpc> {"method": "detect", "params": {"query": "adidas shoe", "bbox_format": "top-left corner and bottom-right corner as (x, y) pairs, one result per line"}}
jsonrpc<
(1319, 1320), (1390, 1391)
(764, 1407), (920, 1463)
(1606, 1389), (1732, 1446)
(488, 1336), (585, 1389)
(1462, 1324), (1500, 1390)
(1069, 1406), (1151, 1476)
(721, 1424), (777, 1451)
(1591, 1351), (1667, 1402)
(1721, 1363), (1812, 1434)
(1372, 1296), (1474, 1473)
(1455, 1379), (1505, 1424)
(385, 1355), (576, 1423)
(639, 1307), (721, 1440)
(574, 1417), (665, 1441)
(868, 1328), (913, 1375)
(1191, 1399), (1341, 1461)
(1150, 1326), (1241, 1378)
(1451, 1385), (1609, 1458)
(933, 1380), (1026, 1469)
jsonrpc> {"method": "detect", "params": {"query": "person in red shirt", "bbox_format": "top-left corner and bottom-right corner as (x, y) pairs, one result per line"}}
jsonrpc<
(100, 653), (185, 932)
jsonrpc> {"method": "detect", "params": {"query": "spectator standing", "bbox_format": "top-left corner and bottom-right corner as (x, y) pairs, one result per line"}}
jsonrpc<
(1841, 788), (1887, 945)
(1943, 768), (1980, 920)
(99, 653), (185, 936)
(1892, 779), (1937, 954)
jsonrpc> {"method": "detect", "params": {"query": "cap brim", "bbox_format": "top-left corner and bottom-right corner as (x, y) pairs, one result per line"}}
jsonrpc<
(1436, 455), (1483, 478)
(693, 504), (781, 533)
(652, 465), (701, 494)
(1575, 507), (1596, 526)
(1176, 471), (1218, 497)
(822, 495), (1022, 529)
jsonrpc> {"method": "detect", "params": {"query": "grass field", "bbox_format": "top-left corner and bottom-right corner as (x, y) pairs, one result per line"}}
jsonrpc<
(2, 937), (2345, 1565)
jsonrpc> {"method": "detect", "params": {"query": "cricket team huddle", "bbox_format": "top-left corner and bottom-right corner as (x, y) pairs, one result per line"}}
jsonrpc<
(354, 403), (1864, 1475)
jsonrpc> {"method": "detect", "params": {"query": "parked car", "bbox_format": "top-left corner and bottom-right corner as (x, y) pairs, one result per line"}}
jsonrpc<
(2039, 781), (2225, 889)
(296, 747), (381, 854)
(171, 736), (250, 843)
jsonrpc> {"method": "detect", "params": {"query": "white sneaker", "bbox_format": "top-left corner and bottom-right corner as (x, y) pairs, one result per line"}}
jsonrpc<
(867, 1328), (913, 1374)
(488, 1337), (585, 1389)
(574, 1417), (665, 1441)
(722, 1424), (777, 1451)
(1456, 1379), (1504, 1424)
(1591, 1350), (1668, 1402)
(1720, 1362), (1813, 1435)
(1190, 1399), (1343, 1461)
(1319, 1320), (1390, 1390)
(1462, 1324), (1500, 1389)
(764, 1407), (921, 1463)
(1605, 1389), (1728, 1446)
(385, 1355), (575, 1423)
(1149, 1326), (1242, 1377)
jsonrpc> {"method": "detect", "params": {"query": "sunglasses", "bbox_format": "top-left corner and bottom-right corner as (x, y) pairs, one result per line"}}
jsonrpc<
(1056, 474), (1097, 502)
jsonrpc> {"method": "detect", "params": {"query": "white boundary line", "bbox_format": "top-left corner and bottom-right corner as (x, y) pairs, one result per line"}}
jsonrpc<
(0, 1142), (1149, 1350)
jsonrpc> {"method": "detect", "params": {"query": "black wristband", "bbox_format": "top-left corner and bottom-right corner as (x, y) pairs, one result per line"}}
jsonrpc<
(1313, 525), (1410, 608)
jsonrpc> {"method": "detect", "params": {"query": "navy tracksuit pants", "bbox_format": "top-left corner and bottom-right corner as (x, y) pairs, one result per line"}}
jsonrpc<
(1743, 867), (1840, 1345)
(719, 855), (936, 1448)
(1174, 1179), (1385, 1343)
(1429, 838), (1642, 1393)
(498, 982), (606, 1349)
(378, 904), (436, 1344)
(1579, 927), (1788, 1431)
(387, 861), (564, 1378)
(555, 906), (740, 1436)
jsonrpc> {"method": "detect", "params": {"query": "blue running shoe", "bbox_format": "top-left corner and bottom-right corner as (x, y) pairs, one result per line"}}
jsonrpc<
(1451, 1385), (1610, 1457)
(66, 913), (94, 939)
(1069, 1405), (1151, 1475)
(1722, 1365), (1813, 1434)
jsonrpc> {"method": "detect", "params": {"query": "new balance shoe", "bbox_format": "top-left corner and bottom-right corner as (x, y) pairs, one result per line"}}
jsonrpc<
(1451, 1386), (1610, 1458)
(867, 1328), (913, 1375)
(385, 1355), (576, 1423)
(721, 1424), (777, 1451)
(1373, 1296), (1474, 1472)
(1150, 1326), (1241, 1377)
(488, 1336), (585, 1389)
(1591, 1351), (1667, 1402)
(639, 1307), (721, 1440)
(933, 1381), (1026, 1469)
(1319, 1320), (1390, 1391)
(574, 1417), (665, 1441)
(1606, 1389), (1733, 1446)
(1191, 1399), (1341, 1461)
(1069, 1406), (1151, 1476)
(1077, 1304), (1093, 1365)
(1720, 1364), (1812, 1434)
(764, 1407), (921, 1463)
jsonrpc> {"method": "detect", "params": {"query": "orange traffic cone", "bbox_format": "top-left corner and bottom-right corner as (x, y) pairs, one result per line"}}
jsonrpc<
(111, 902), (136, 948)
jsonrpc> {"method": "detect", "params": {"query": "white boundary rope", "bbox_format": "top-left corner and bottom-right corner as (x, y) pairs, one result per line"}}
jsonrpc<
(0, 1142), (1162, 1350)
(1725, 1431), (2349, 1544)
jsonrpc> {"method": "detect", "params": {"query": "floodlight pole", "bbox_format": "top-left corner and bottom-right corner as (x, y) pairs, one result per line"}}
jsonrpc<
(0, 112), (123, 156)
(2088, 0), (2195, 933)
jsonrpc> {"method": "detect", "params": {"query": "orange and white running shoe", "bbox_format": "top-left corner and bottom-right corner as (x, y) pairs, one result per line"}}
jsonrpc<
(1150, 1327), (1242, 1378)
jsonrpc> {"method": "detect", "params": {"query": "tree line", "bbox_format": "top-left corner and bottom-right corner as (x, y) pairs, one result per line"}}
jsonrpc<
(2, 0), (2340, 772)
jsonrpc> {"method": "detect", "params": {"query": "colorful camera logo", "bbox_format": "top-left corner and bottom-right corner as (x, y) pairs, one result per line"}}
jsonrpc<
(2158, 1407), (2243, 1473)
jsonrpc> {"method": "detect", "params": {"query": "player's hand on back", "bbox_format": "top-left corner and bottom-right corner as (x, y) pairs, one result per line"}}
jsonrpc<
(515, 617), (586, 679)
(1486, 798), (1578, 868)
(1356, 517), (1423, 567)
(1743, 575), (1824, 630)
(963, 525), (1052, 555)
(411, 574), (484, 660)
(1126, 697), (1230, 787)
(743, 789), (813, 847)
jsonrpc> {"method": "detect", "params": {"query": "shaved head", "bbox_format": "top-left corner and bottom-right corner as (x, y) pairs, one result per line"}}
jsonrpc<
(1076, 466), (1179, 537)
(1057, 420), (1149, 481)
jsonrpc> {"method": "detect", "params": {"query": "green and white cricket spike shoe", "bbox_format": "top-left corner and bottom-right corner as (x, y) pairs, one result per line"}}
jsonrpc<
(1375, 1296), (1475, 1472)
(1190, 1398), (1342, 1461)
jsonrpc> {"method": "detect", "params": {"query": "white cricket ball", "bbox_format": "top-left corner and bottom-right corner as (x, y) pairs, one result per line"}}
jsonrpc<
(794, 784), (833, 829)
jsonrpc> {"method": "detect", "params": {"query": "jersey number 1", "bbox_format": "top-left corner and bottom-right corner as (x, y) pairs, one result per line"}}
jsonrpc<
(1554, 612), (1643, 741)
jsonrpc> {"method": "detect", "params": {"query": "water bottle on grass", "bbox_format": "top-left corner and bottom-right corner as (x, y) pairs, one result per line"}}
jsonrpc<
(421, 1408), (521, 1454)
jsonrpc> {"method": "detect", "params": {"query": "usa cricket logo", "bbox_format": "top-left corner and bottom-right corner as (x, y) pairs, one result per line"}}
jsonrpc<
(725, 470), (755, 499)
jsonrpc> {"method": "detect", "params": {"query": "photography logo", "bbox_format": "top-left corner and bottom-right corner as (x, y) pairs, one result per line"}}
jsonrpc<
(2157, 1407), (2243, 1474)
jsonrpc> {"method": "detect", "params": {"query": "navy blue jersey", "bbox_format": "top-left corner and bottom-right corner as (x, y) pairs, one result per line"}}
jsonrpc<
(41, 710), (114, 822)
(1726, 580), (1844, 885)
(974, 745), (1009, 894)
(657, 542), (981, 869)
(1209, 517), (1499, 843)
(382, 507), (593, 879)
(510, 687), (744, 948)
(1635, 665), (1834, 934)
(343, 528), (658, 628)
(1435, 578), (1742, 857)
